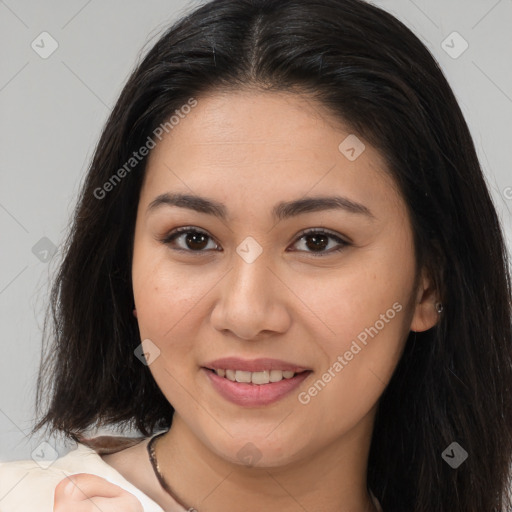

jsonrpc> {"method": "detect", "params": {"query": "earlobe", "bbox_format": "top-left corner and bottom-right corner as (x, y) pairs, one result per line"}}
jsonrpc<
(409, 268), (442, 332)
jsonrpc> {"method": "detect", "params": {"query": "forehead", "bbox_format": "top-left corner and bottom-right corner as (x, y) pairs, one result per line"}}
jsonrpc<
(150, 89), (363, 158)
(140, 90), (401, 219)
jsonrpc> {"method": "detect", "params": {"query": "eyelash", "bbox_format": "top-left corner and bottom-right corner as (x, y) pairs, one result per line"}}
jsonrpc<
(160, 226), (350, 257)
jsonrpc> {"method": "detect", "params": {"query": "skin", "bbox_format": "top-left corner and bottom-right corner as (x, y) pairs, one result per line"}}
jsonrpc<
(97, 89), (439, 512)
(53, 474), (143, 511)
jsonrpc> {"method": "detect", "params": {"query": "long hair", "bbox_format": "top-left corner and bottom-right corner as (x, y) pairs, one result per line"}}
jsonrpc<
(32, 1), (512, 510)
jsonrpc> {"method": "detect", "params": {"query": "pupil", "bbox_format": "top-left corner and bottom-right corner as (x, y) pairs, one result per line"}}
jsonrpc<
(186, 232), (207, 250)
(306, 234), (328, 251)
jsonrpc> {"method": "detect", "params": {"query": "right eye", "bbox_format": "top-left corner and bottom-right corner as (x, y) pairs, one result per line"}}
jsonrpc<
(160, 226), (221, 253)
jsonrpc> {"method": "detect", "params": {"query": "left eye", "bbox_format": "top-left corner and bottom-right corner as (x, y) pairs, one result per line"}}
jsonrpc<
(160, 227), (349, 256)
(291, 228), (350, 256)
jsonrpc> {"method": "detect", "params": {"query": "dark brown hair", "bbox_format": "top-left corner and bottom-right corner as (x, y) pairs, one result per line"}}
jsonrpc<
(32, 0), (512, 510)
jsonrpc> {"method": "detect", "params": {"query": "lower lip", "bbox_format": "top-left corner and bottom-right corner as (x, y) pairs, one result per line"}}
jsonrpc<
(202, 368), (312, 407)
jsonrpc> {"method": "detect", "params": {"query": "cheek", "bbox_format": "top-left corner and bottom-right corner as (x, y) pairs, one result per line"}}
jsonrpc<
(302, 243), (415, 388)
(131, 249), (211, 399)
(314, 247), (412, 328)
(133, 260), (211, 341)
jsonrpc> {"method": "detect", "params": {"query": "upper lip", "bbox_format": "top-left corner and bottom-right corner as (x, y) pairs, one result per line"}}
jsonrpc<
(203, 357), (311, 373)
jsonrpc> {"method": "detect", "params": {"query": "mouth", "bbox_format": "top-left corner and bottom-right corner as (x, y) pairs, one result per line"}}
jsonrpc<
(201, 358), (313, 407)
(203, 367), (308, 385)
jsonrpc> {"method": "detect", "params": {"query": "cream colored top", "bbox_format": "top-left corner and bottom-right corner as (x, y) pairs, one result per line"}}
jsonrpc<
(0, 436), (178, 512)
(0, 435), (383, 511)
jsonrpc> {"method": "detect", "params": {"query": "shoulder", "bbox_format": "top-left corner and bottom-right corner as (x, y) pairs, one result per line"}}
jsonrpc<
(0, 444), (96, 511)
(0, 440), (165, 512)
(0, 444), (91, 512)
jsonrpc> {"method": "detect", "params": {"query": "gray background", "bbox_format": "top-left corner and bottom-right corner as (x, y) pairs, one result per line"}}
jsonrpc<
(1, 0), (511, 462)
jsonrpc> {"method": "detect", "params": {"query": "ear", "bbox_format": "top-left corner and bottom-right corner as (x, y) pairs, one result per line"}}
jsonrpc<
(409, 266), (440, 332)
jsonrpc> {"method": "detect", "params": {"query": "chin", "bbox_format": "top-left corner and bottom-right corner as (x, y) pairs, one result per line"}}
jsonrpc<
(210, 435), (307, 469)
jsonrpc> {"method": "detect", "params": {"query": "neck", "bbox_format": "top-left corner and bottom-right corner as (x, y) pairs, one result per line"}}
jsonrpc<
(155, 411), (379, 512)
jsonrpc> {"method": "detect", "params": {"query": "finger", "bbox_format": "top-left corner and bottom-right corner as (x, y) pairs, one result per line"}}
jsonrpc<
(86, 495), (144, 512)
(54, 474), (143, 512)
(55, 473), (129, 500)
(54, 496), (144, 512)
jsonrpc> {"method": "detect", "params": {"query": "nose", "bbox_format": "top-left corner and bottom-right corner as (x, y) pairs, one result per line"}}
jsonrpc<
(210, 249), (292, 341)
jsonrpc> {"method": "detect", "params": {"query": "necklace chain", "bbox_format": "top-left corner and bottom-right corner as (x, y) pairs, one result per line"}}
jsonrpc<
(147, 431), (382, 512)
(147, 432), (195, 511)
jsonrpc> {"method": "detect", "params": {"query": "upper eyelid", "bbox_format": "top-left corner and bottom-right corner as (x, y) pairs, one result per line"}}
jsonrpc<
(294, 227), (349, 241)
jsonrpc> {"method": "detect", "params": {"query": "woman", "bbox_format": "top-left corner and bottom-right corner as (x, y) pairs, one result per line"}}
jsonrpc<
(1, 0), (511, 510)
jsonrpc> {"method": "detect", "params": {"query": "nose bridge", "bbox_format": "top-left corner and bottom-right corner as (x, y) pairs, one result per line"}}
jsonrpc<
(211, 235), (290, 339)
(228, 235), (272, 303)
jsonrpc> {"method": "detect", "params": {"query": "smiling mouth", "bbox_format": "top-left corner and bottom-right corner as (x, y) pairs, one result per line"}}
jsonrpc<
(203, 368), (310, 385)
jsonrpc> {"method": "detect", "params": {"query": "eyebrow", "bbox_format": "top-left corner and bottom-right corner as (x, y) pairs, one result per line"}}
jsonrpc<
(146, 192), (375, 221)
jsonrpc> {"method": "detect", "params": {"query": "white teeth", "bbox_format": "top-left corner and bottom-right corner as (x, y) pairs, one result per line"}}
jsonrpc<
(213, 368), (299, 384)
(269, 370), (284, 382)
(251, 371), (270, 385)
(235, 370), (252, 383)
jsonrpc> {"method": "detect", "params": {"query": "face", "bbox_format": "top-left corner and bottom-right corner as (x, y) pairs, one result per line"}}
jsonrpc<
(131, 89), (437, 467)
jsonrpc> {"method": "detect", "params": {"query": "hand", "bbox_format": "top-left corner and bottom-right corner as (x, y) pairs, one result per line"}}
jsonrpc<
(54, 473), (144, 512)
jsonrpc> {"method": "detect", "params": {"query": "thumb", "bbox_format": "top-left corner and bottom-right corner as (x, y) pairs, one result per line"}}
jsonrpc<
(54, 473), (144, 512)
